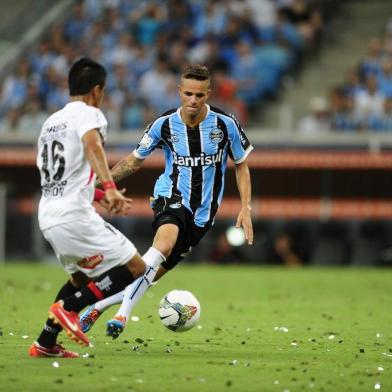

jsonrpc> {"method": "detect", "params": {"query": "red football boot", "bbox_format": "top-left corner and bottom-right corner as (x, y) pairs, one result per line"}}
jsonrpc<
(49, 301), (90, 346)
(29, 341), (79, 358)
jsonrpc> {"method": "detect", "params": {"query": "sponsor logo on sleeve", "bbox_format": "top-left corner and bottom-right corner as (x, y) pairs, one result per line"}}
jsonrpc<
(139, 133), (153, 149)
(170, 134), (179, 143)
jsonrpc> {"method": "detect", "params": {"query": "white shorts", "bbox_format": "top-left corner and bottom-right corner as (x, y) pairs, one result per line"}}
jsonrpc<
(42, 212), (137, 278)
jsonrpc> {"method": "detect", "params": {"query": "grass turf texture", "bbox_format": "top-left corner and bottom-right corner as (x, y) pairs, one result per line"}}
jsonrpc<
(0, 264), (391, 392)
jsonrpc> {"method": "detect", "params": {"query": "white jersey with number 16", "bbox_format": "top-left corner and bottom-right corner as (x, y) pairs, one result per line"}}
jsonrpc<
(36, 101), (108, 230)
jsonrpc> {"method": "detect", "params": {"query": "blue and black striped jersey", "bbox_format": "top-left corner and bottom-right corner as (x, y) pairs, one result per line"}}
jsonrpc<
(134, 105), (253, 227)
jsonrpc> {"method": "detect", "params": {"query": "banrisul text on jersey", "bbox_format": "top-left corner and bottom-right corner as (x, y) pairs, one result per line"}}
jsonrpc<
(172, 149), (223, 167)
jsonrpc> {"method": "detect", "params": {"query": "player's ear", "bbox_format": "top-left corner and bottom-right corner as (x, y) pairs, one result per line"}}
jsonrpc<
(92, 84), (104, 105)
(91, 85), (99, 98)
(95, 84), (104, 95)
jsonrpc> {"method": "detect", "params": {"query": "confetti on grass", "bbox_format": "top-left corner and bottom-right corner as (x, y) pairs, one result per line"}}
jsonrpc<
(274, 326), (289, 333)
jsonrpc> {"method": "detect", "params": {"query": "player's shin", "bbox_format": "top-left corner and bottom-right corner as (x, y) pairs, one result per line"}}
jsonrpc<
(116, 266), (158, 319)
(106, 266), (160, 338)
(114, 247), (165, 320)
(62, 265), (136, 313)
(95, 290), (124, 312)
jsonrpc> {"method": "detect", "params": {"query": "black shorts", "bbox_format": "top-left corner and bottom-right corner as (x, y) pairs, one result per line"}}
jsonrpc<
(151, 195), (210, 270)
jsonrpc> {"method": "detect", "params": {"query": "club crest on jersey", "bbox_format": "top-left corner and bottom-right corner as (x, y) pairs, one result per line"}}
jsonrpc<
(209, 128), (224, 144)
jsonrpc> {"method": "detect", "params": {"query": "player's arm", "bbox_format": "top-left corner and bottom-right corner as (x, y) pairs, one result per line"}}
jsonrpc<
(226, 113), (254, 245)
(96, 118), (160, 187)
(234, 160), (253, 245)
(111, 153), (145, 184)
(95, 152), (144, 188)
(82, 129), (132, 215)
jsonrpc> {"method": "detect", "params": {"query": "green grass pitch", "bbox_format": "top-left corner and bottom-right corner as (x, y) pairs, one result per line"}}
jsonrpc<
(0, 263), (391, 392)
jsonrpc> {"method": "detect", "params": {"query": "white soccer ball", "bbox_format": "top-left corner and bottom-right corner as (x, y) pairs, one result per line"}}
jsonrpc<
(158, 290), (201, 331)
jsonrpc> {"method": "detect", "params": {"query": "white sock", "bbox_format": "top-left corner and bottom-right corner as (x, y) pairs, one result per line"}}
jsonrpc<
(92, 248), (164, 314)
(94, 290), (124, 313)
(115, 247), (165, 320)
(143, 246), (166, 269)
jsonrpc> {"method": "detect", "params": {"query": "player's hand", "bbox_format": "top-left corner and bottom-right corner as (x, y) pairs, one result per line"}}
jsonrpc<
(104, 188), (133, 216)
(98, 188), (126, 212)
(236, 207), (253, 245)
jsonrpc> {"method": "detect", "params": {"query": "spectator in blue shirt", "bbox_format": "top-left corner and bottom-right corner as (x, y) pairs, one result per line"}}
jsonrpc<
(359, 37), (383, 79)
(331, 95), (361, 132)
(377, 60), (392, 98)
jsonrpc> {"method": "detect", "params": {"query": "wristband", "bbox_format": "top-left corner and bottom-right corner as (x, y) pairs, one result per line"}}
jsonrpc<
(94, 188), (105, 202)
(102, 180), (117, 191)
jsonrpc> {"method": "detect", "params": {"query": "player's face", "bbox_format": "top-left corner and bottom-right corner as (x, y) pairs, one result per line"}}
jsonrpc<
(179, 78), (210, 120)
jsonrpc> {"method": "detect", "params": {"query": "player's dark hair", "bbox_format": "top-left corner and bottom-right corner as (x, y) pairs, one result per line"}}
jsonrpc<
(68, 57), (107, 96)
(181, 64), (210, 82)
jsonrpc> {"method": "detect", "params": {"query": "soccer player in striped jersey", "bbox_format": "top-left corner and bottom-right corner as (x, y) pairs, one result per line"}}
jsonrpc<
(80, 64), (254, 338)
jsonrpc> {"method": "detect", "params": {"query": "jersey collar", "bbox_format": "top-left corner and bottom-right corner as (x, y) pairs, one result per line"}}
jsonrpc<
(177, 104), (210, 126)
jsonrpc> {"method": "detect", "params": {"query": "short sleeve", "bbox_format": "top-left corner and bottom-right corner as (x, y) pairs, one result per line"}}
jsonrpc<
(227, 114), (253, 163)
(76, 107), (108, 142)
(133, 118), (163, 159)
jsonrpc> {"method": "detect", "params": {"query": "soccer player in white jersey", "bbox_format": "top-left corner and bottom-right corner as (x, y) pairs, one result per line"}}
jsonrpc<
(29, 58), (164, 358)
(80, 64), (253, 339)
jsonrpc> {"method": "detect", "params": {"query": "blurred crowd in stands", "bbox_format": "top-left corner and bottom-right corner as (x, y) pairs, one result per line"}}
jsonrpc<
(299, 18), (392, 133)
(0, 0), (330, 135)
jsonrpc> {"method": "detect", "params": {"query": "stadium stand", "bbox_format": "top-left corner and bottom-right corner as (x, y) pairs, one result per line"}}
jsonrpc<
(297, 7), (392, 132)
(0, 0), (337, 133)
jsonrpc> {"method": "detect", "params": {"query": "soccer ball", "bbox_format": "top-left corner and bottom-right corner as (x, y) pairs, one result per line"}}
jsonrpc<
(158, 290), (201, 331)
